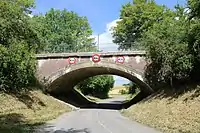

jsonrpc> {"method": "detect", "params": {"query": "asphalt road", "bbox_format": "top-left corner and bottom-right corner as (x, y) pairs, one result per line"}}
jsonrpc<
(98, 95), (128, 104)
(36, 96), (161, 133)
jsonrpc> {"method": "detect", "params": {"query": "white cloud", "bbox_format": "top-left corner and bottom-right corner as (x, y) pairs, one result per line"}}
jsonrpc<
(184, 8), (190, 14)
(92, 19), (130, 85)
(28, 14), (33, 18)
(92, 19), (121, 52)
(114, 75), (130, 86)
(114, 75), (128, 81)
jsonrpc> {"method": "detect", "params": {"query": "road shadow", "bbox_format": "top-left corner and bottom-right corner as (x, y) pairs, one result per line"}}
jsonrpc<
(51, 89), (96, 108)
(82, 103), (123, 110)
(0, 113), (90, 133)
(35, 125), (91, 133)
(53, 128), (90, 133)
(51, 89), (149, 110)
(0, 113), (44, 133)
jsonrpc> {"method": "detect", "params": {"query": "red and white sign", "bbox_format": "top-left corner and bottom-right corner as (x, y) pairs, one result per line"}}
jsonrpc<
(68, 57), (77, 64)
(116, 56), (125, 64)
(92, 54), (101, 63)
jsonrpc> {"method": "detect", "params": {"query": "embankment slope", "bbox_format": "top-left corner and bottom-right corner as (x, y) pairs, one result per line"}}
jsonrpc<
(122, 85), (200, 133)
(0, 90), (72, 133)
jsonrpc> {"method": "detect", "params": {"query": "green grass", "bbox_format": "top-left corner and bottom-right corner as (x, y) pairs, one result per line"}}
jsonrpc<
(76, 86), (138, 103)
(85, 95), (102, 102)
(74, 88), (100, 102)
(0, 90), (72, 133)
(109, 85), (128, 95)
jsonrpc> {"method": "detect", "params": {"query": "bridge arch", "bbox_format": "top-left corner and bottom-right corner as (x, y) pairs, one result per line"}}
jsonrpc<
(46, 61), (153, 95)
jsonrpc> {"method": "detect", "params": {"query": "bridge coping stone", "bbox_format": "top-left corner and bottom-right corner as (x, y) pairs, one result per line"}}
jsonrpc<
(36, 51), (146, 59)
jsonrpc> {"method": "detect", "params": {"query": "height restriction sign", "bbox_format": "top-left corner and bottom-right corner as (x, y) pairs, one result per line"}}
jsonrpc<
(116, 56), (125, 64)
(92, 54), (101, 63)
(68, 57), (77, 64)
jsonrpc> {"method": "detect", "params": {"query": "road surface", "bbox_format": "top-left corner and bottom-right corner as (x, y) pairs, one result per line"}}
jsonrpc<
(98, 95), (128, 104)
(36, 96), (161, 133)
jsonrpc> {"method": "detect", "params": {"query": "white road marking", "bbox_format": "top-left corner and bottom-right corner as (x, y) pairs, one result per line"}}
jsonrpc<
(96, 111), (113, 133)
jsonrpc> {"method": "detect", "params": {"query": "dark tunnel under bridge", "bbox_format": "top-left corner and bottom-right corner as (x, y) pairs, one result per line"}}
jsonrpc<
(41, 62), (154, 109)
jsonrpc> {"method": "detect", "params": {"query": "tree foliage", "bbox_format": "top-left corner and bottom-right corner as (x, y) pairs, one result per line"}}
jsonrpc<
(122, 82), (139, 94)
(141, 6), (194, 87)
(31, 8), (97, 53)
(113, 0), (200, 89)
(112, 0), (170, 50)
(77, 75), (114, 98)
(187, 0), (200, 80)
(0, 0), (39, 48)
(127, 82), (139, 94)
(0, 0), (38, 91)
(188, 0), (200, 18)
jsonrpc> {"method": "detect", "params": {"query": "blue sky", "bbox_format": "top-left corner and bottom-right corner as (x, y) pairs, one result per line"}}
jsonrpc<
(33, 0), (186, 86)
(33, 0), (186, 34)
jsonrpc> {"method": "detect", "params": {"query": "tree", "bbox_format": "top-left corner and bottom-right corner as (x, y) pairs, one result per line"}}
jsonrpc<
(188, 0), (200, 19)
(140, 6), (193, 87)
(187, 0), (200, 80)
(122, 82), (139, 94)
(0, 0), (38, 91)
(0, 0), (39, 48)
(112, 0), (198, 89)
(127, 82), (139, 94)
(77, 75), (115, 99)
(31, 8), (97, 53)
(112, 0), (170, 50)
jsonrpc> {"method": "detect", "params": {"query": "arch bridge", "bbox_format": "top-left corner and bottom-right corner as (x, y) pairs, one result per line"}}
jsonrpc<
(36, 51), (153, 96)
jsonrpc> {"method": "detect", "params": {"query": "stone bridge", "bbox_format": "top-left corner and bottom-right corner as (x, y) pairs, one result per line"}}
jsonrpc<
(36, 51), (153, 95)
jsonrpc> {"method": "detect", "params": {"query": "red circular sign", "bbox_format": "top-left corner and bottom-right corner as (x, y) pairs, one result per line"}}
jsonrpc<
(116, 56), (125, 64)
(68, 57), (77, 64)
(92, 54), (101, 63)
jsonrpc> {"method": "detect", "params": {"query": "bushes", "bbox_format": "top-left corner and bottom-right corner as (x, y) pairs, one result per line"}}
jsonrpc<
(0, 0), (38, 92)
(0, 43), (36, 91)
(77, 75), (114, 98)
(121, 82), (139, 94)
(141, 13), (194, 87)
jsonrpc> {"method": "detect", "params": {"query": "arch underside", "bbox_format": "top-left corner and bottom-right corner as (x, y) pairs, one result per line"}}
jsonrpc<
(46, 61), (153, 95)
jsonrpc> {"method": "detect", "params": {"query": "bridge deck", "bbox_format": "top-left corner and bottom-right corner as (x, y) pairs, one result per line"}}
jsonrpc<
(36, 51), (146, 59)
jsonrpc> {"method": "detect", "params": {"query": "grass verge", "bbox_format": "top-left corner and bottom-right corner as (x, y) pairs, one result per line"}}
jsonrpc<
(85, 95), (102, 102)
(121, 85), (200, 133)
(0, 90), (72, 133)
(109, 85), (128, 95)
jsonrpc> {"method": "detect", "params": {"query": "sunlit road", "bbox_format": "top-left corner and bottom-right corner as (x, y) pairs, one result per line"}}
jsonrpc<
(36, 96), (161, 133)
(97, 95), (128, 104)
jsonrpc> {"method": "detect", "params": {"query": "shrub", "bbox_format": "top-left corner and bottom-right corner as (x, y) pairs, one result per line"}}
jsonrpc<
(77, 75), (114, 99)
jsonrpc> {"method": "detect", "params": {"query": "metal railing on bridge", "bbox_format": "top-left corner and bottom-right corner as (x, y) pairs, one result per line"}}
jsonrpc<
(37, 42), (144, 54)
